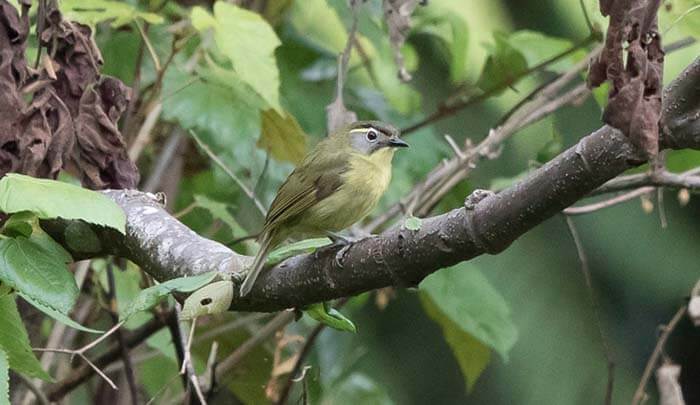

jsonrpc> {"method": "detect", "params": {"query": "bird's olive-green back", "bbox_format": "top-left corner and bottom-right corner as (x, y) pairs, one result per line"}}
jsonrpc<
(261, 130), (351, 235)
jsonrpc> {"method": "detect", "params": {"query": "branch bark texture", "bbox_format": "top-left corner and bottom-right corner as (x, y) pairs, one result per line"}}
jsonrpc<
(42, 58), (700, 313)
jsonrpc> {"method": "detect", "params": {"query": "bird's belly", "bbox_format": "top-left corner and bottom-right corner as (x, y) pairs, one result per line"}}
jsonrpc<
(297, 161), (390, 234)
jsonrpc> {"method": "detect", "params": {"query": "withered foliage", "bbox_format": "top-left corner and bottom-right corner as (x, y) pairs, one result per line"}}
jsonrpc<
(0, 0), (138, 189)
(588, 0), (665, 158)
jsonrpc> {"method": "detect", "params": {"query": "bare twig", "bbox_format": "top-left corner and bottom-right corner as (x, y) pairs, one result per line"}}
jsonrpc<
(214, 312), (294, 378)
(276, 298), (349, 405)
(134, 20), (161, 72)
(632, 305), (687, 405)
(564, 217), (615, 405)
(592, 169), (700, 195)
(106, 265), (138, 404)
(401, 34), (599, 135)
(564, 187), (654, 215)
(47, 313), (169, 401)
(34, 348), (118, 390)
(15, 373), (50, 405)
(190, 129), (266, 215)
(128, 102), (163, 161)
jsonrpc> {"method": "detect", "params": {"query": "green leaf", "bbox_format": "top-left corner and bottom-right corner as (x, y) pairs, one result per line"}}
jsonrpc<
(2, 213), (72, 264)
(1, 212), (34, 238)
(0, 174), (126, 234)
(420, 263), (517, 360)
(476, 32), (528, 93)
(421, 293), (491, 391)
(60, 0), (164, 27)
(414, 6), (470, 83)
(403, 216), (422, 231)
(19, 293), (103, 334)
(536, 129), (564, 163)
(288, 0), (376, 60)
(0, 294), (51, 380)
(180, 280), (234, 320)
(323, 373), (393, 405)
(122, 271), (220, 320)
(0, 350), (8, 405)
(192, 195), (244, 236)
(266, 238), (331, 265)
(0, 238), (78, 314)
(162, 66), (263, 152)
(306, 302), (357, 333)
(507, 30), (581, 73)
(191, 2), (282, 112)
(259, 109), (309, 165)
(591, 81), (609, 110)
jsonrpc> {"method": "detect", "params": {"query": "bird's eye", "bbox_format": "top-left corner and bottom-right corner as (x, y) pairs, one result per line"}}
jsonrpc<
(366, 130), (378, 142)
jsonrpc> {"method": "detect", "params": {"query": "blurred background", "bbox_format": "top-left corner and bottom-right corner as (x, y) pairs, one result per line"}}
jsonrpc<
(38, 0), (700, 403)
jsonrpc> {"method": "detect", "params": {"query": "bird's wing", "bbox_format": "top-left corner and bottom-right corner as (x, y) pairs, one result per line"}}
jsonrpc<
(262, 155), (348, 232)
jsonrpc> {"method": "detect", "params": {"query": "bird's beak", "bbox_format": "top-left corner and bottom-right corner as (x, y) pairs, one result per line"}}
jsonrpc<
(387, 137), (409, 148)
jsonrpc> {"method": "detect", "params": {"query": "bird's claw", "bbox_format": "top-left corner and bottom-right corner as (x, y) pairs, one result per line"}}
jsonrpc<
(334, 244), (352, 268)
(326, 232), (354, 246)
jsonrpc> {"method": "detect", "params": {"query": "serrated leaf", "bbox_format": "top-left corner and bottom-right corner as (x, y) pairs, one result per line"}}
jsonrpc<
(420, 263), (517, 361)
(421, 293), (491, 391)
(0, 238), (78, 314)
(306, 302), (356, 333)
(0, 350), (8, 405)
(191, 2), (282, 112)
(61, 0), (164, 27)
(258, 109), (308, 165)
(0, 174), (126, 234)
(266, 238), (331, 265)
(180, 280), (234, 320)
(403, 216), (422, 231)
(122, 271), (220, 320)
(0, 294), (51, 380)
(19, 293), (103, 334)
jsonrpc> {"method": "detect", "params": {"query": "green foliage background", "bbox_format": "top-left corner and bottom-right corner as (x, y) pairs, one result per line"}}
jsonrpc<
(1, 0), (699, 403)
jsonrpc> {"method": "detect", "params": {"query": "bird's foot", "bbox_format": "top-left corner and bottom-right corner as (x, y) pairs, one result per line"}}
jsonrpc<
(334, 244), (352, 269)
(326, 231), (355, 246)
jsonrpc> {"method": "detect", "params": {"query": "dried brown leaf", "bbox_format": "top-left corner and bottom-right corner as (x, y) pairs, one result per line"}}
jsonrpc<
(587, 0), (664, 158)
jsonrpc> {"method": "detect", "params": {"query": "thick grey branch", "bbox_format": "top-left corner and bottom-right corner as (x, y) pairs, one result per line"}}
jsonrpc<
(42, 58), (700, 312)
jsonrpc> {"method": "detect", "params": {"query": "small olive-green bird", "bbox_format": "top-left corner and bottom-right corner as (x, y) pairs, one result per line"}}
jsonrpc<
(239, 121), (408, 296)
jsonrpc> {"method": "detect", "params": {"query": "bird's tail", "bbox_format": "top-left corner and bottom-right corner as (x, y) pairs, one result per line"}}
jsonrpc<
(240, 231), (274, 297)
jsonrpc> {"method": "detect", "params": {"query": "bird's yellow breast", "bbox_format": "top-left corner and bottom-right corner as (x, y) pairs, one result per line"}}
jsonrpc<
(298, 148), (395, 234)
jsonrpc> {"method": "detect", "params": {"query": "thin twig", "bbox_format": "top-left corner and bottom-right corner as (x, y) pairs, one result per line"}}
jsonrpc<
(564, 217), (615, 405)
(214, 312), (294, 377)
(34, 348), (118, 390)
(106, 265), (138, 404)
(276, 298), (349, 405)
(564, 187), (655, 215)
(631, 306), (688, 405)
(134, 20), (161, 72)
(401, 33), (598, 135)
(190, 129), (267, 215)
(47, 312), (169, 401)
(15, 373), (50, 405)
(179, 318), (197, 375)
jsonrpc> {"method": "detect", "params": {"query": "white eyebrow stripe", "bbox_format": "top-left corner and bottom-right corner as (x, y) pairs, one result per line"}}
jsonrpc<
(349, 128), (371, 134)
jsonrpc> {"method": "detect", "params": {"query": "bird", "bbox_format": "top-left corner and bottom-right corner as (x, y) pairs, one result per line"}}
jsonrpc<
(239, 120), (409, 296)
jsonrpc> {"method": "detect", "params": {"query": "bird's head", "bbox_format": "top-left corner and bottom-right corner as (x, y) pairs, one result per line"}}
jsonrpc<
(344, 121), (409, 155)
